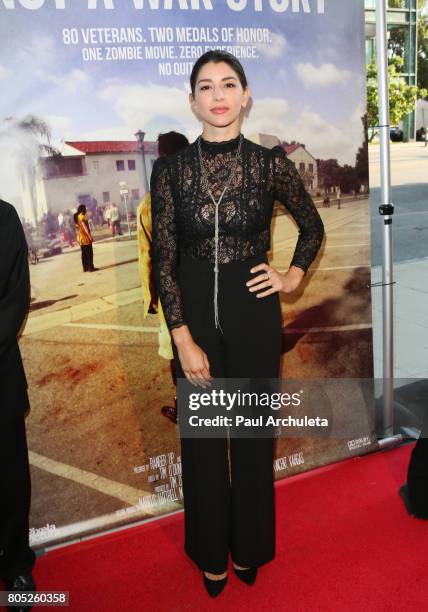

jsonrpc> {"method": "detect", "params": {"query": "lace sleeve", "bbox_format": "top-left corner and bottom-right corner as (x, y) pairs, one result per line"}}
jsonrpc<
(150, 158), (186, 332)
(270, 146), (324, 274)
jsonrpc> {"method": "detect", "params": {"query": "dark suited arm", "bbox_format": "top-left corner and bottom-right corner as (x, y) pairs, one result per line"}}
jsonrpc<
(0, 203), (30, 360)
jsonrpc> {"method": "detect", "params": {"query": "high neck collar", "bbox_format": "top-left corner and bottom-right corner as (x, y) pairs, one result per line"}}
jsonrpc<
(198, 132), (243, 153)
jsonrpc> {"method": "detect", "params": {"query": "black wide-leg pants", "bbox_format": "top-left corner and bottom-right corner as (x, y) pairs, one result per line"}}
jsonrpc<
(171, 252), (282, 573)
(80, 244), (94, 272)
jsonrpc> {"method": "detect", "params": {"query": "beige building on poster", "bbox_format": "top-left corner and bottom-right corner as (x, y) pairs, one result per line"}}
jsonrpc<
(250, 132), (319, 193)
(22, 138), (157, 225)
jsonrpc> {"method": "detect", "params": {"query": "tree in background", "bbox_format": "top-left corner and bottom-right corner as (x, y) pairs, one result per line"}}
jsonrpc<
(388, 0), (428, 92)
(316, 159), (341, 193)
(0, 115), (59, 225)
(338, 165), (360, 194)
(366, 56), (427, 141)
(315, 115), (369, 195)
(355, 114), (369, 191)
(418, 17), (428, 92)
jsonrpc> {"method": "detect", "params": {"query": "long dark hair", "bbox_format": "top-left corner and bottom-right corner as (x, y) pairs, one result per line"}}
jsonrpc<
(189, 50), (248, 97)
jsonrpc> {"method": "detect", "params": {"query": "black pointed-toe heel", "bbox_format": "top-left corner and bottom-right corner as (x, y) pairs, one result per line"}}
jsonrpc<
(233, 565), (258, 585)
(202, 571), (228, 597)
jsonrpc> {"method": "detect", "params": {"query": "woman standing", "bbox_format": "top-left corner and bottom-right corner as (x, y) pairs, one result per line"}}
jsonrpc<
(74, 204), (98, 272)
(150, 50), (324, 597)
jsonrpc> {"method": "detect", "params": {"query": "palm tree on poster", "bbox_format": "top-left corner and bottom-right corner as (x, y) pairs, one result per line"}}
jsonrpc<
(0, 114), (59, 225)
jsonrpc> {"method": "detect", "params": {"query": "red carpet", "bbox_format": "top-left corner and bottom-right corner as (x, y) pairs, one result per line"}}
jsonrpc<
(4, 443), (427, 611)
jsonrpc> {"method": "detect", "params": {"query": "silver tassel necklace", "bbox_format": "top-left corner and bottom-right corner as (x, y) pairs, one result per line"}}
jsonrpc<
(196, 133), (244, 333)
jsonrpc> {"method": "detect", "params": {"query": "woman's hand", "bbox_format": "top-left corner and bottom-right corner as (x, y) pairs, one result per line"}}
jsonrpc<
(172, 327), (212, 388)
(246, 263), (305, 297)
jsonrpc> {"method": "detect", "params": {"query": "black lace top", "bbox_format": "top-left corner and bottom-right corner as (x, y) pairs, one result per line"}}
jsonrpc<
(150, 133), (324, 332)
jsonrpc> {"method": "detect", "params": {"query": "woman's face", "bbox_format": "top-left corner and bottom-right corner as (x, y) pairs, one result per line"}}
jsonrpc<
(189, 61), (250, 128)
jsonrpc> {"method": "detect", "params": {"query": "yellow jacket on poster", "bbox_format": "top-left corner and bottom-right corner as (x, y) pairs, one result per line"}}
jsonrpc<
(137, 193), (173, 361)
(75, 212), (92, 246)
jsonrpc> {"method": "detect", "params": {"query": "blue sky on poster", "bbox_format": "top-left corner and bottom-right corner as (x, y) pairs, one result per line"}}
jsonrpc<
(0, 0), (367, 166)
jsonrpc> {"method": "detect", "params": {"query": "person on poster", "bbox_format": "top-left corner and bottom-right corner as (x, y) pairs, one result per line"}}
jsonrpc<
(57, 212), (64, 232)
(0, 200), (37, 610)
(104, 203), (112, 229)
(73, 204), (98, 272)
(137, 131), (189, 424)
(336, 186), (341, 209)
(110, 203), (122, 237)
(150, 50), (324, 597)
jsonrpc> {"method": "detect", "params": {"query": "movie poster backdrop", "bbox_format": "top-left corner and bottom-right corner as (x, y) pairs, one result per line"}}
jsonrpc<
(0, 0), (376, 548)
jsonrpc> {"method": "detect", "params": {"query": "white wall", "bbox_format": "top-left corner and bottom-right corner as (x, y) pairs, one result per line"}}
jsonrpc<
(40, 151), (156, 216)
